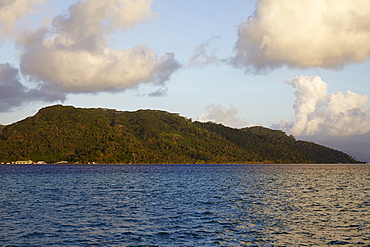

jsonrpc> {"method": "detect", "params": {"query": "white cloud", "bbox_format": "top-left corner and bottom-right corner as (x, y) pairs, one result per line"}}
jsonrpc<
(1, 0), (180, 111)
(188, 36), (221, 67)
(51, 0), (156, 47)
(0, 0), (46, 41)
(17, 0), (180, 94)
(198, 104), (248, 128)
(232, 0), (370, 72)
(273, 75), (370, 136)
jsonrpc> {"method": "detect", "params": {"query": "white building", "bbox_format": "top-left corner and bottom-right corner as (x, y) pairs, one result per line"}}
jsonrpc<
(14, 160), (33, 164)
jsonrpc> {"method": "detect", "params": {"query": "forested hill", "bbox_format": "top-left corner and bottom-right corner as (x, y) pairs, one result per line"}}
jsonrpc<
(0, 105), (359, 164)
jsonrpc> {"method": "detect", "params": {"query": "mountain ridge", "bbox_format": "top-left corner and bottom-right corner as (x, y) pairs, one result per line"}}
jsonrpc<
(0, 105), (359, 164)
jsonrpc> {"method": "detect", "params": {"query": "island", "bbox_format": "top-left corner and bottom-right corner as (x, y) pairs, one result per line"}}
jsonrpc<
(0, 105), (359, 164)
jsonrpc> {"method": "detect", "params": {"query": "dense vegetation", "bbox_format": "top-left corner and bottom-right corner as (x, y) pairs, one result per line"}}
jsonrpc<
(0, 105), (358, 164)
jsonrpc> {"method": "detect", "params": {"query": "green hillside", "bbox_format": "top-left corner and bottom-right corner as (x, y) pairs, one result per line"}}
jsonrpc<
(0, 105), (358, 164)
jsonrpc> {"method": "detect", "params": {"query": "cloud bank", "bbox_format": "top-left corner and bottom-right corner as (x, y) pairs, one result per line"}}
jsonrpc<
(273, 75), (370, 136)
(198, 104), (248, 128)
(232, 0), (370, 72)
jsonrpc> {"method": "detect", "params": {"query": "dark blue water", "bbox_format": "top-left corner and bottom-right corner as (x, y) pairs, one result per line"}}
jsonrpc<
(0, 164), (369, 246)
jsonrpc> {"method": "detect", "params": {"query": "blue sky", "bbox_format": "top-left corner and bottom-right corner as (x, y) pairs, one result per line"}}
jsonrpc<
(1, 0), (370, 160)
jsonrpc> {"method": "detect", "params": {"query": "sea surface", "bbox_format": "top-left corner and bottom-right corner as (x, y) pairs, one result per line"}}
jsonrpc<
(0, 164), (369, 246)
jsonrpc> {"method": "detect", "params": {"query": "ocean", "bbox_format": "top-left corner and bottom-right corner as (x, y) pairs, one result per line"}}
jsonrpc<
(0, 164), (369, 246)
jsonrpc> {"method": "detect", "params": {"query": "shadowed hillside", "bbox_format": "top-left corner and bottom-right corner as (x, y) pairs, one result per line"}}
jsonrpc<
(0, 105), (359, 164)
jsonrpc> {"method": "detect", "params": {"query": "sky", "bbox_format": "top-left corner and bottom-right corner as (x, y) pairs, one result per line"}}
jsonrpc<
(0, 0), (370, 161)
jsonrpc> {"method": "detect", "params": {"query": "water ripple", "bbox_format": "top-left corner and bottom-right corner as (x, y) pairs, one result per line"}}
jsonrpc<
(0, 164), (369, 246)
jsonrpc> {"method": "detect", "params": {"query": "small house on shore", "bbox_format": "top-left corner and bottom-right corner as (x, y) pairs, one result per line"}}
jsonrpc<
(14, 160), (33, 164)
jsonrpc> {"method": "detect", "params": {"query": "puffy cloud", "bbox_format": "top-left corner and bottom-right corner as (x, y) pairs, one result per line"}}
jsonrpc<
(20, 42), (179, 93)
(273, 75), (370, 136)
(285, 75), (328, 135)
(198, 104), (248, 128)
(0, 0), (46, 41)
(0, 0), (180, 111)
(17, 0), (180, 94)
(0, 63), (65, 112)
(51, 0), (156, 49)
(232, 0), (370, 72)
